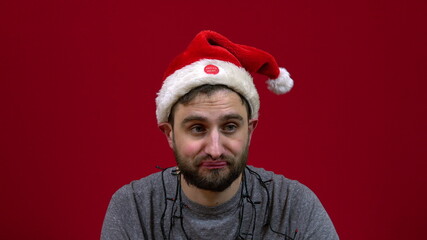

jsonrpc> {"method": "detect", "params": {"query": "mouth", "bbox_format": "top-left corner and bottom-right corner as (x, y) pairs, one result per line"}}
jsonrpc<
(199, 161), (228, 169)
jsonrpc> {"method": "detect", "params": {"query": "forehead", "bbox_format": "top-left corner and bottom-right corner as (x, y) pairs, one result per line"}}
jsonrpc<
(173, 90), (248, 122)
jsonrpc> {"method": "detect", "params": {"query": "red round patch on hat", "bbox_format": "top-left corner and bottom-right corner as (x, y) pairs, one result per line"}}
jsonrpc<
(204, 65), (219, 74)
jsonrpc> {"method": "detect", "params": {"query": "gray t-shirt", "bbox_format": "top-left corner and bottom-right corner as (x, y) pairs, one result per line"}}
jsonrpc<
(101, 166), (339, 240)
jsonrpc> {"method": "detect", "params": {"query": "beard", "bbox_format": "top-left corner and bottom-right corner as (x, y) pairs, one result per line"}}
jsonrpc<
(173, 143), (249, 192)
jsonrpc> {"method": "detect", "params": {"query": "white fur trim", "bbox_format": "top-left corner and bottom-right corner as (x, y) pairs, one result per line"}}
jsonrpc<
(156, 59), (260, 123)
(266, 67), (294, 94)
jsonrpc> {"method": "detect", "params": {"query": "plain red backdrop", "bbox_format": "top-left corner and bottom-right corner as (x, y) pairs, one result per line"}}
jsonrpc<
(1, 0), (426, 239)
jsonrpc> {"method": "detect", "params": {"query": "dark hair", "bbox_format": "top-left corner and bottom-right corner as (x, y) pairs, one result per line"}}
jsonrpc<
(168, 84), (252, 125)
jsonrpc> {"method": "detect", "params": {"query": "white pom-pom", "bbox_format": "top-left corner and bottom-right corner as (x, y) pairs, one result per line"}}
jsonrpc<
(266, 67), (294, 94)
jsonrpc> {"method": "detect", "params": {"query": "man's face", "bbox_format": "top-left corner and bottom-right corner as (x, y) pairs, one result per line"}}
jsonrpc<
(160, 90), (257, 192)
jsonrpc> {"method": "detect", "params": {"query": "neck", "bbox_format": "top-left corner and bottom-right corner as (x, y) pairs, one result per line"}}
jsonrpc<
(180, 174), (242, 207)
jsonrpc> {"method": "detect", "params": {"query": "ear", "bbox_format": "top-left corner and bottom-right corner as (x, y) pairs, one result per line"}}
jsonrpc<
(248, 119), (258, 142)
(158, 122), (174, 149)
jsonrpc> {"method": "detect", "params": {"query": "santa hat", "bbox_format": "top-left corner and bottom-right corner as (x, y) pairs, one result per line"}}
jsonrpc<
(156, 30), (293, 123)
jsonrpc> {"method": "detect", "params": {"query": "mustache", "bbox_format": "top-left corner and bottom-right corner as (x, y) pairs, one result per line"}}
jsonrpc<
(193, 154), (234, 166)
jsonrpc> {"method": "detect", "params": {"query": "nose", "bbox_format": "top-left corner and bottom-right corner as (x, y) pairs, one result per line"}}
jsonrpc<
(204, 128), (225, 159)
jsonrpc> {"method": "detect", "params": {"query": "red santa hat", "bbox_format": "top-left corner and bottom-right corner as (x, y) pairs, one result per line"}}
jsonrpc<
(156, 30), (293, 123)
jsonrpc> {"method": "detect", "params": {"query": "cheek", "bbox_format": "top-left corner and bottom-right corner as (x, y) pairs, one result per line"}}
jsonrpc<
(226, 137), (248, 155)
(175, 139), (203, 157)
(229, 142), (246, 154)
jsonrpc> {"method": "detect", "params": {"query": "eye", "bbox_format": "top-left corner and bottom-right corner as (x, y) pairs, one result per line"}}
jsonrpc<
(190, 125), (207, 134)
(222, 123), (238, 133)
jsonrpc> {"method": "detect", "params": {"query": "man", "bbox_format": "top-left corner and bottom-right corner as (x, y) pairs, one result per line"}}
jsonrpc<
(101, 30), (339, 239)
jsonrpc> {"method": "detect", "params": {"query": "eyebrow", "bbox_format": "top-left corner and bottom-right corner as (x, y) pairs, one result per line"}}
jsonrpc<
(181, 115), (208, 127)
(220, 114), (244, 123)
(181, 114), (244, 127)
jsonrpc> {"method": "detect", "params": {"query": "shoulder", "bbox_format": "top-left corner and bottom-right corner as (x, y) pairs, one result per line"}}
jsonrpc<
(102, 169), (178, 239)
(247, 165), (323, 212)
(246, 165), (308, 196)
(111, 169), (173, 202)
(246, 166), (339, 239)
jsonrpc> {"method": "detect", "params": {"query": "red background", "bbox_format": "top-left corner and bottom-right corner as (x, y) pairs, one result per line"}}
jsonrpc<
(1, 0), (426, 239)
